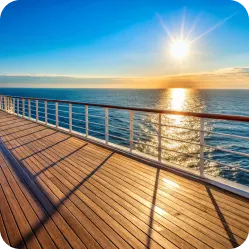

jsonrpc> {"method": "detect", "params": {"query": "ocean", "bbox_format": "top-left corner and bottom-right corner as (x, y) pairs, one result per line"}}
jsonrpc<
(1, 88), (249, 186)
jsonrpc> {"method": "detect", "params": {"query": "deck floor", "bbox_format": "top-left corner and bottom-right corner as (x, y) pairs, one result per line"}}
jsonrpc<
(0, 111), (249, 249)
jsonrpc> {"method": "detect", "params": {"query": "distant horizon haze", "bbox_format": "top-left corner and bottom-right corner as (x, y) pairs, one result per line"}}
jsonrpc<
(1, 66), (249, 88)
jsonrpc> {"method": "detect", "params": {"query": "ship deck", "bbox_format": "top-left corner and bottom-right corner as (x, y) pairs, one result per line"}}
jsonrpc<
(0, 110), (249, 249)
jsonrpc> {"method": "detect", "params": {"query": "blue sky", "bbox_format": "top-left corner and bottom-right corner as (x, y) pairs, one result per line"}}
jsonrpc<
(0, 0), (248, 88)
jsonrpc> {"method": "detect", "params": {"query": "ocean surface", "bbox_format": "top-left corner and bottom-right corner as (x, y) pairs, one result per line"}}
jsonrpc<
(1, 88), (249, 186)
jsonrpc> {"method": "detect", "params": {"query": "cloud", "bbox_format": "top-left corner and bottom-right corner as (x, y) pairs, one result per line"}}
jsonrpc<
(156, 67), (249, 88)
(0, 67), (249, 88)
(0, 0), (10, 10)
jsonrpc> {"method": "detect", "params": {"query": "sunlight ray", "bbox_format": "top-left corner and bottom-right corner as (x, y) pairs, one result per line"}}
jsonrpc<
(156, 13), (175, 42)
(186, 13), (201, 40)
(180, 7), (187, 40)
(190, 12), (237, 44)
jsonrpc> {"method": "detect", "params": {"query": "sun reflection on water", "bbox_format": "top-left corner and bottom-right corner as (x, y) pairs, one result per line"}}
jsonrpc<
(170, 88), (186, 110)
(135, 88), (208, 171)
(131, 89), (244, 183)
(169, 88), (187, 125)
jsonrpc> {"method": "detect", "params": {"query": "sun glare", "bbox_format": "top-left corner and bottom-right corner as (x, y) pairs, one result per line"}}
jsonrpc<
(157, 10), (236, 62)
(171, 40), (189, 60)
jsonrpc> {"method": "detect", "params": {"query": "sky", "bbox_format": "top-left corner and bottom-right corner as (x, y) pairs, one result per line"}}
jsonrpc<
(0, 0), (248, 88)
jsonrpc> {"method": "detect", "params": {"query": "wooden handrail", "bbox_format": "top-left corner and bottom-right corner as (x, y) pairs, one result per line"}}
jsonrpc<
(2, 94), (249, 122)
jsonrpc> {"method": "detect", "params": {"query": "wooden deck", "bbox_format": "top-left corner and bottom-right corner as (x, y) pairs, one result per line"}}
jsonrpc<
(0, 111), (249, 249)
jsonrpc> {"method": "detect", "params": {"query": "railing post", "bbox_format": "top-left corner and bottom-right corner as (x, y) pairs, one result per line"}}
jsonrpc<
(4, 97), (7, 111)
(36, 100), (39, 122)
(28, 99), (31, 118)
(158, 113), (162, 162)
(55, 102), (58, 128)
(17, 99), (19, 115)
(7, 97), (9, 111)
(13, 98), (15, 114)
(200, 118), (205, 177)
(130, 110), (134, 153)
(85, 105), (88, 137)
(10, 97), (12, 112)
(105, 108), (109, 144)
(69, 103), (72, 133)
(0, 95), (2, 110)
(22, 99), (25, 117)
(45, 101), (48, 125)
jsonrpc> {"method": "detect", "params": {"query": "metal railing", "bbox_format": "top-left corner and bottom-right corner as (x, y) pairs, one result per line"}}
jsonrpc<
(1, 94), (249, 196)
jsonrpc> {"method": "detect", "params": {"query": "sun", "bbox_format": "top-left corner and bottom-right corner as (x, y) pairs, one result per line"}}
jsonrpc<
(158, 10), (237, 62)
(171, 40), (189, 60)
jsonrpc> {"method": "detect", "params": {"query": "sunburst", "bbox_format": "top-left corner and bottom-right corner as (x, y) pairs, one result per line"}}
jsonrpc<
(157, 10), (237, 61)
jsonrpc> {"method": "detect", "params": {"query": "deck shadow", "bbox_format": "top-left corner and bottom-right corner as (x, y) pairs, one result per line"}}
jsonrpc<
(205, 186), (238, 248)
(7, 128), (54, 146)
(0, 123), (40, 136)
(0, 118), (24, 126)
(33, 143), (88, 178)
(146, 168), (160, 249)
(20, 137), (71, 161)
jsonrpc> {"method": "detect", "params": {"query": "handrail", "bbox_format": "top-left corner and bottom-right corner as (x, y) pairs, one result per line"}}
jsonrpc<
(3, 94), (249, 122)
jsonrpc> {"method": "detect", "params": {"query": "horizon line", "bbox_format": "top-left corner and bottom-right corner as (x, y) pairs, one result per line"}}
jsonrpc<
(1, 87), (249, 90)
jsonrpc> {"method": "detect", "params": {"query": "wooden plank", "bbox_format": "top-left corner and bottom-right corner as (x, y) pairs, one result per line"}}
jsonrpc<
(5, 126), (49, 144)
(6, 144), (101, 249)
(0, 209), (10, 246)
(0, 153), (57, 249)
(0, 140), (91, 249)
(2, 156), (74, 249)
(0, 166), (42, 249)
(0, 184), (27, 249)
